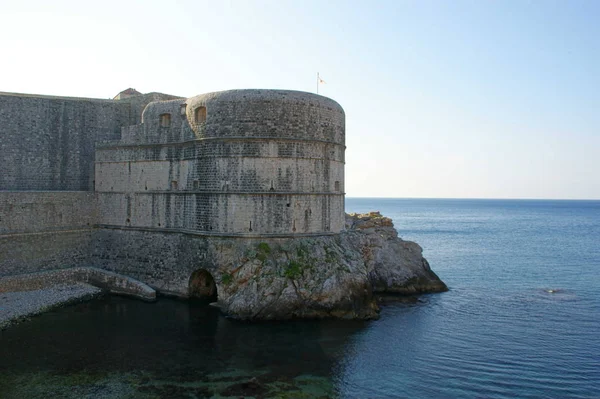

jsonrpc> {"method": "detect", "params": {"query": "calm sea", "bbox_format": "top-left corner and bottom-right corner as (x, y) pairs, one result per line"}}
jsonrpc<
(1, 198), (599, 398)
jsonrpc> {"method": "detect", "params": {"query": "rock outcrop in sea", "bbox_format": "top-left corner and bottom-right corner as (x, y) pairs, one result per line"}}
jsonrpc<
(214, 212), (447, 320)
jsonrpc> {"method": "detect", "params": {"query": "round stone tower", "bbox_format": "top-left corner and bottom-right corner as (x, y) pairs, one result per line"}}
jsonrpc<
(95, 89), (345, 236)
(183, 89), (345, 235)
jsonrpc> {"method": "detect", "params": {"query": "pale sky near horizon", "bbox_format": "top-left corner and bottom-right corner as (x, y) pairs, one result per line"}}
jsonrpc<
(1, 0), (598, 199)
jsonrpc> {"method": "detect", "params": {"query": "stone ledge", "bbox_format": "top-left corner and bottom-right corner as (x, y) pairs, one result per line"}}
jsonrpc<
(96, 191), (345, 196)
(96, 136), (346, 149)
(0, 228), (95, 238)
(96, 225), (340, 238)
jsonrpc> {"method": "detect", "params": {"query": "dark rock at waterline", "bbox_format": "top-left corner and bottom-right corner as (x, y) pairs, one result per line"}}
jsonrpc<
(221, 377), (267, 398)
(137, 384), (211, 398)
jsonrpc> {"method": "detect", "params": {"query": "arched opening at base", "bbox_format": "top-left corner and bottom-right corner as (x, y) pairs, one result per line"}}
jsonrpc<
(188, 269), (217, 302)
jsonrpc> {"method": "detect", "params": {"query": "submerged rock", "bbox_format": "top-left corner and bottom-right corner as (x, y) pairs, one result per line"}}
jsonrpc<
(213, 211), (447, 320)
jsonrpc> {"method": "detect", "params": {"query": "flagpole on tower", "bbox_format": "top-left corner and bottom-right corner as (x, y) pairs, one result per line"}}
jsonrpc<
(317, 72), (319, 94)
(317, 73), (326, 94)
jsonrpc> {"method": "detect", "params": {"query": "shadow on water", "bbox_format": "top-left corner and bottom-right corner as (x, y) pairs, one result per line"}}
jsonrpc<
(0, 295), (369, 398)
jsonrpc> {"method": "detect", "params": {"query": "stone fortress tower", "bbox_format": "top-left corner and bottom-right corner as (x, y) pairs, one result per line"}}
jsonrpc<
(1, 87), (446, 319)
(0, 88), (349, 299)
(96, 90), (345, 236)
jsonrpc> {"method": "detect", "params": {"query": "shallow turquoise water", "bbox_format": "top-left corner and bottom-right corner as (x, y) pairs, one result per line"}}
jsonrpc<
(1, 199), (598, 398)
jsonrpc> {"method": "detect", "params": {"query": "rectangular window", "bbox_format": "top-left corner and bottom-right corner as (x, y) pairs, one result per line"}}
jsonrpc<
(160, 113), (171, 127)
(195, 106), (207, 123)
(171, 180), (178, 190)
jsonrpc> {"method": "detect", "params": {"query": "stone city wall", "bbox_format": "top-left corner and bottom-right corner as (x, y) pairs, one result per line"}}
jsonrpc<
(91, 228), (211, 296)
(0, 191), (97, 234)
(0, 92), (129, 191)
(95, 140), (344, 191)
(0, 89), (346, 285)
(96, 192), (343, 235)
(0, 91), (179, 277)
(0, 191), (97, 277)
(0, 231), (94, 277)
(0, 91), (181, 191)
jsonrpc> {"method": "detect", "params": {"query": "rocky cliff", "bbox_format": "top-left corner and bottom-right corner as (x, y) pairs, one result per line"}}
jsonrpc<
(214, 212), (447, 320)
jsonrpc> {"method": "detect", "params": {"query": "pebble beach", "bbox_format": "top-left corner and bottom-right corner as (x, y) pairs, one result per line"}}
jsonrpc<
(0, 284), (102, 329)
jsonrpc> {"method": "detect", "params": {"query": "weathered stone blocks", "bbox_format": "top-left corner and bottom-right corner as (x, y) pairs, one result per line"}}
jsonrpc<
(95, 89), (346, 236)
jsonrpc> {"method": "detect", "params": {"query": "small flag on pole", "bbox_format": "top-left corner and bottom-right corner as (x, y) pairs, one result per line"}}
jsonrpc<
(317, 72), (326, 94)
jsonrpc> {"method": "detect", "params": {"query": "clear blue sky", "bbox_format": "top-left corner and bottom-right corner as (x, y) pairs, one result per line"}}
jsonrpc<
(2, 0), (598, 199)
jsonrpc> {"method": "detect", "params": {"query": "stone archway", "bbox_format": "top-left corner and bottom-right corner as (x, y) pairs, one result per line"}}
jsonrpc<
(188, 269), (217, 301)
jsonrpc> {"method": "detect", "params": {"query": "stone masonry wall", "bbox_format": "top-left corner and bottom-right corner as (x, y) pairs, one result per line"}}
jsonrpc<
(96, 192), (343, 235)
(0, 191), (97, 234)
(0, 192), (96, 277)
(0, 89), (346, 285)
(91, 228), (209, 296)
(0, 91), (180, 191)
(0, 92), (130, 191)
(0, 91), (179, 278)
(95, 90), (346, 236)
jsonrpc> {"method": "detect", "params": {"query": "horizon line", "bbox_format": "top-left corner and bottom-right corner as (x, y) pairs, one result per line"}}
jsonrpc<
(345, 196), (600, 201)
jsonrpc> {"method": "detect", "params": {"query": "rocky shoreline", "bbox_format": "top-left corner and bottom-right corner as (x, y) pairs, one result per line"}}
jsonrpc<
(215, 211), (447, 320)
(0, 211), (447, 327)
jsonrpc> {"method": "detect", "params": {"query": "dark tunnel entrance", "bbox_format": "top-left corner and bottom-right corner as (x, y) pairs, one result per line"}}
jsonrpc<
(188, 269), (218, 302)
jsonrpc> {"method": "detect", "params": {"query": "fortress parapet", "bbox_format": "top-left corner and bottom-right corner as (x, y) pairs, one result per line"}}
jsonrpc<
(95, 89), (346, 236)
